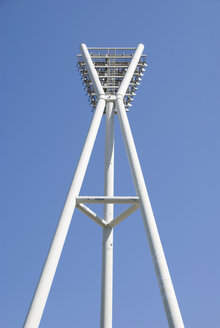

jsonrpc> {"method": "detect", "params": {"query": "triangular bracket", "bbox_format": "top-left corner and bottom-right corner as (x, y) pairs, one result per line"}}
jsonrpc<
(76, 196), (140, 228)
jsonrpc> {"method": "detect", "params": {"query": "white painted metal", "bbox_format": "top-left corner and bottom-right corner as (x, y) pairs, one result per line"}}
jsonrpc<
(116, 96), (184, 328)
(76, 196), (139, 204)
(24, 43), (184, 328)
(87, 47), (136, 50)
(117, 43), (144, 98)
(100, 101), (114, 328)
(76, 203), (107, 228)
(108, 204), (139, 228)
(23, 96), (106, 328)
(80, 43), (105, 96)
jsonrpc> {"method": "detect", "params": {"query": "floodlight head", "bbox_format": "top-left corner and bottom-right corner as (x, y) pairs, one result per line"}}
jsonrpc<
(77, 46), (147, 111)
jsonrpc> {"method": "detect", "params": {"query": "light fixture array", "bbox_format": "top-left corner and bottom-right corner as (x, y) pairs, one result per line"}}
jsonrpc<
(77, 47), (147, 110)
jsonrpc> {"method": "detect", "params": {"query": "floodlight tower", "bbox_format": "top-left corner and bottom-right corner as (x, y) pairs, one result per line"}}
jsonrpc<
(23, 44), (185, 328)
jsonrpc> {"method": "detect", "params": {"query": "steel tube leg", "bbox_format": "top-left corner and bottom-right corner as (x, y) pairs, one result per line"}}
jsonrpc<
(117, 43), (144, 97)
(80, 43), (105, 97)
(116, 96), (184, 328)
(100, 102), (114, 328)
(24, 97), (106, 328)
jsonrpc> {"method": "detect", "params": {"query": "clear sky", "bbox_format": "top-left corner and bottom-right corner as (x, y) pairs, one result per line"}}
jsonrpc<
(1, 0), (220, 327)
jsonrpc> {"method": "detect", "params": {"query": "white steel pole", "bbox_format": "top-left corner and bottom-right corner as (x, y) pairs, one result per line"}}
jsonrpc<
(117, 43), (144, 98)
(116, 97), (184, 328)
(100, 101), (114, 328)
(23, 96), (106, 328)
(80, 43), (105, 97)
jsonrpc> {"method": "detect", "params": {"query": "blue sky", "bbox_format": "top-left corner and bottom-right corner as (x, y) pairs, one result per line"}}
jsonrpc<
(1, 0), (220, 327)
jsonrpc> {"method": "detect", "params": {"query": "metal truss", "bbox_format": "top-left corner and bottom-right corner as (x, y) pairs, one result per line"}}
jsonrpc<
(77, 47), (147, 110)
(23, 44), (184, 328)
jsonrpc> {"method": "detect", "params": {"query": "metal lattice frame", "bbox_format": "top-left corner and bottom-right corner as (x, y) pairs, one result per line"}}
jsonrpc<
(77, 47), (147, 110)
(23, 44), (185, 328)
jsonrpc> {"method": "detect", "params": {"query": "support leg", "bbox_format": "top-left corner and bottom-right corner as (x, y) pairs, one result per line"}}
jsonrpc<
(116, 96), (184, 328)
(24, 97), (106, 328)
(100, 102), (114, 328)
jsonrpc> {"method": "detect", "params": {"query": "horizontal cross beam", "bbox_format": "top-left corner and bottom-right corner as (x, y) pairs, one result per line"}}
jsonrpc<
(76, 196), (139, 204)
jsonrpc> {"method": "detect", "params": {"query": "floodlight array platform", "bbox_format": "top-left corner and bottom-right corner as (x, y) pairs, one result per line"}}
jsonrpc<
(77, 47), (147, 110)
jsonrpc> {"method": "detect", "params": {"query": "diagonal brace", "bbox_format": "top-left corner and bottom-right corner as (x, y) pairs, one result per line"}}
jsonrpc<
(107, 204), (139, 228)
(76, 203), (107, 228)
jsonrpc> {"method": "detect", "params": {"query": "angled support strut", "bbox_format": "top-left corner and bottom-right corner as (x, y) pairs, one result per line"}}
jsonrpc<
(23, 96), (106, 328)
(116, 96), (184, 328)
